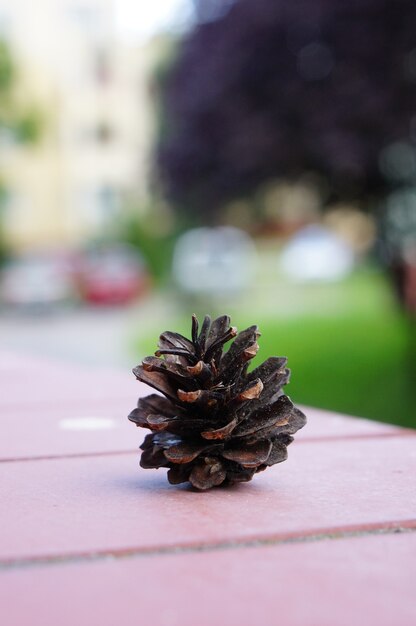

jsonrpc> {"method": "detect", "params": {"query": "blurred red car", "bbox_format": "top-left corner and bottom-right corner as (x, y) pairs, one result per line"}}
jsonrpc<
(75, 244), (149, 305)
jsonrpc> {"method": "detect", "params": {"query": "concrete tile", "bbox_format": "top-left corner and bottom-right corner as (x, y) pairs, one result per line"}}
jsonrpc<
(1, 436), (415, 561)
(1, 532), (415, 626)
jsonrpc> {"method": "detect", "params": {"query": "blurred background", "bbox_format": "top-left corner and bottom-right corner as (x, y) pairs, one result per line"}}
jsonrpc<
(0, 0), (415, 427)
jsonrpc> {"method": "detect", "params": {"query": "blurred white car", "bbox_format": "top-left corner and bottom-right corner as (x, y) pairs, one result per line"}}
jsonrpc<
(0, 253), (75, 310)
(172, 226), (257, 295)
(280, 224), (355, 282)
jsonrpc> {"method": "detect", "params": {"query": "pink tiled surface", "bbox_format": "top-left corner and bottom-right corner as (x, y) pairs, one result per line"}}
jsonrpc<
(1, 435), (415, 561)
(0, 401), (400, 462)
(2, 533), (416, 626)
(296, 404), (401, 439)
(0, 352), (140, 409)
(0, 354), (400, 461)
(1, 351), (415, 626)
(0, 400), (135, 460)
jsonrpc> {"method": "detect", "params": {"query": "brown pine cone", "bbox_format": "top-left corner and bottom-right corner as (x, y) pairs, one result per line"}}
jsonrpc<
(128, 314), (306, 490)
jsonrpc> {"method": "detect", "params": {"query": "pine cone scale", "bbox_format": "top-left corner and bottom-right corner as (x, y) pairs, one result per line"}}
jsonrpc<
(189, 459), (227, 490)
(246, 356), (288, 383)
(222, 439), (273, 467)
(164, 442), (210, 464)
(200, 417), (238, 440)
(135, 394), (178, 417)
(265, 440), (289, 466)
(159, 331), (195, 354)
(132, 366), (179, 401)
(141, 357), (198, 388)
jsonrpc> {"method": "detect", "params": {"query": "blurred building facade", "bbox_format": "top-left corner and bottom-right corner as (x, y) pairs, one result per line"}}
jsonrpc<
(0, 0), (157, 251)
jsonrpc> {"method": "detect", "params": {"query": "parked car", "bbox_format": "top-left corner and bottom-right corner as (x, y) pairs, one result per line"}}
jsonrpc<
(74, 243), (149, 305)
(172, 226), (257, 296)
(279, 224), (355, 282)
(0, 252), (75, 311)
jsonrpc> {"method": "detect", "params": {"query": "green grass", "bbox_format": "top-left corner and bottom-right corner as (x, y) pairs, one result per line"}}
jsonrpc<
(244, 315), (412, 427)
(133, 263), (415, 429)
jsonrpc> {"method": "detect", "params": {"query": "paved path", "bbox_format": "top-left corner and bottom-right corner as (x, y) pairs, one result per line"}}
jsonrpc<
(0, 293), (174, 368)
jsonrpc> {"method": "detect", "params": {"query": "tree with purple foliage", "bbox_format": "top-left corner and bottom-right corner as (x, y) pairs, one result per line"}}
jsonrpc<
(157, 0), (416, 219)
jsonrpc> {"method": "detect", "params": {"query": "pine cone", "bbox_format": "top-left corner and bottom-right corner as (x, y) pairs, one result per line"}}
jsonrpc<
(128, 315), (306, 490)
